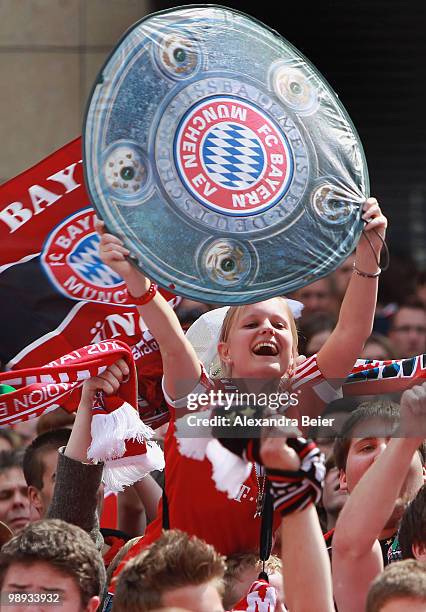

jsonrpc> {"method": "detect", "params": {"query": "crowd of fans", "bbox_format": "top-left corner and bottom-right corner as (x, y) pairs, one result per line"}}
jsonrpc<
(0, 213), (425, 611)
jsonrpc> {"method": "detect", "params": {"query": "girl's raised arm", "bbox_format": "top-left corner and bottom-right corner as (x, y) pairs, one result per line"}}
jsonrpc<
(317, 197), (387, 380)
(261, 436), (334, 612)
(97, 220), (201, 400)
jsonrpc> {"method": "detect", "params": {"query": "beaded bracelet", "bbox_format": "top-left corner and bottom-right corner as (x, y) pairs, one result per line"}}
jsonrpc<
(126, 281), (158, 305)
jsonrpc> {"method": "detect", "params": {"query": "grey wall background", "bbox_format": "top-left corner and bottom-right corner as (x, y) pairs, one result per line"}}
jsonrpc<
(0, 0), (150, 183)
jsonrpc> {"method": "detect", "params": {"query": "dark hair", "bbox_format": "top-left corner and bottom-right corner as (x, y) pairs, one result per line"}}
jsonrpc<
(298, 312), (337, 357)
(389, 298), (426, 330)
(0, 450), (24, 475)
(23, 429), (71, 489)
(0, 519), (105, 607)
(362, 333), (397, 360)
(366, 559), (426, 612)
(113, 530), (226, 612)
(333, 399), (426, 471)
(223, 552), (281, 611)
(0, 429), (20, 451)
(399, 484), (426, 560)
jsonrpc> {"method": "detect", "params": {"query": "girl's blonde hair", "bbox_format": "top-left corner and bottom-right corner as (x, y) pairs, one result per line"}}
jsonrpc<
(218, 297), (299, 377)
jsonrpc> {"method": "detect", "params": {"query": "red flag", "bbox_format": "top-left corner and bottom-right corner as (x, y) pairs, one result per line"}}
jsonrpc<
(0, 138), (178, 428)
(0, 138), (85, 272)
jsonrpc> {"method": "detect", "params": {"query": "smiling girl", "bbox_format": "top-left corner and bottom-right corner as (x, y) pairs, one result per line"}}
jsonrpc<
(98, 197), (386, 568)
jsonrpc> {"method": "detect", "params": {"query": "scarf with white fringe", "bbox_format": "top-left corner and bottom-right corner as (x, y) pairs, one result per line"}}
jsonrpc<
(0, 339), (164, 491)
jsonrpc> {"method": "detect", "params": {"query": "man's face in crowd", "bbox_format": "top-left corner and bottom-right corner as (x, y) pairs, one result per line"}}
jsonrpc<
(339, 424), (425, 531)
(28, 448), (59, 520)
(294, 279), (335, 316)
(161, 580), (224, 612)
(27, 448), (104, 521)
(389, 307), (426, 358)
(0, 467), (30, 532)
(1, 561), (99, 612)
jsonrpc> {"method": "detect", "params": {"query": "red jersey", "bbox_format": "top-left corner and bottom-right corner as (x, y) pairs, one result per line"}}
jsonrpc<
(112, 354), (334, 589)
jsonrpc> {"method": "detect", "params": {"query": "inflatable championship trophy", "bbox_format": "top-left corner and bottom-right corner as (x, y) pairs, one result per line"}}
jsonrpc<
(84, 5), (369, 304)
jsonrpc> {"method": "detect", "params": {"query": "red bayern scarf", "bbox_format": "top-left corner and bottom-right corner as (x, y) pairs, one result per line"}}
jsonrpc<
(0, 339), (164, 491)
(344, 354), (426, 395)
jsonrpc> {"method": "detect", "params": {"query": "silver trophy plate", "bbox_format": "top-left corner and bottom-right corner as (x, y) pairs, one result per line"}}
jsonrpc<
(84, 5), (369, 304)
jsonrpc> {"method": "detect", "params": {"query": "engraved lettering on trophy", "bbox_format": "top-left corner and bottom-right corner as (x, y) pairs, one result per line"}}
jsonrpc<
(277, 116), (294, 130)
(216, 217), (229, 231)
(157, 159), (174, 181)
(234, 219), (247, 232)
(258, 93), (274, 110)
(207, 80), (219, 94)
(233, 83), (250, 99)
(193, 208), (208, 222)
(293, 178), (307, 190)
(251, 216), (268, 229)
(269, 102), (285, 117)
(290, 136), (304, 148)
(168, 185), (184, 199)
(192, 82), (205, 98)
(156, 146), (169, 160)
(267, 206), (287, 222)
(285, 193), (299, 205)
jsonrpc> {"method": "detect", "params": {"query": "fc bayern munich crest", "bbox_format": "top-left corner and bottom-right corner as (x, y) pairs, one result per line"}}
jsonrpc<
(41, 209), (127, 303)
(174, 96), (293, 215)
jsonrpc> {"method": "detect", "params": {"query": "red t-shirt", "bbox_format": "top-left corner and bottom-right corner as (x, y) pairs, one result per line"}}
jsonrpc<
(112, 354), (336, 589)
